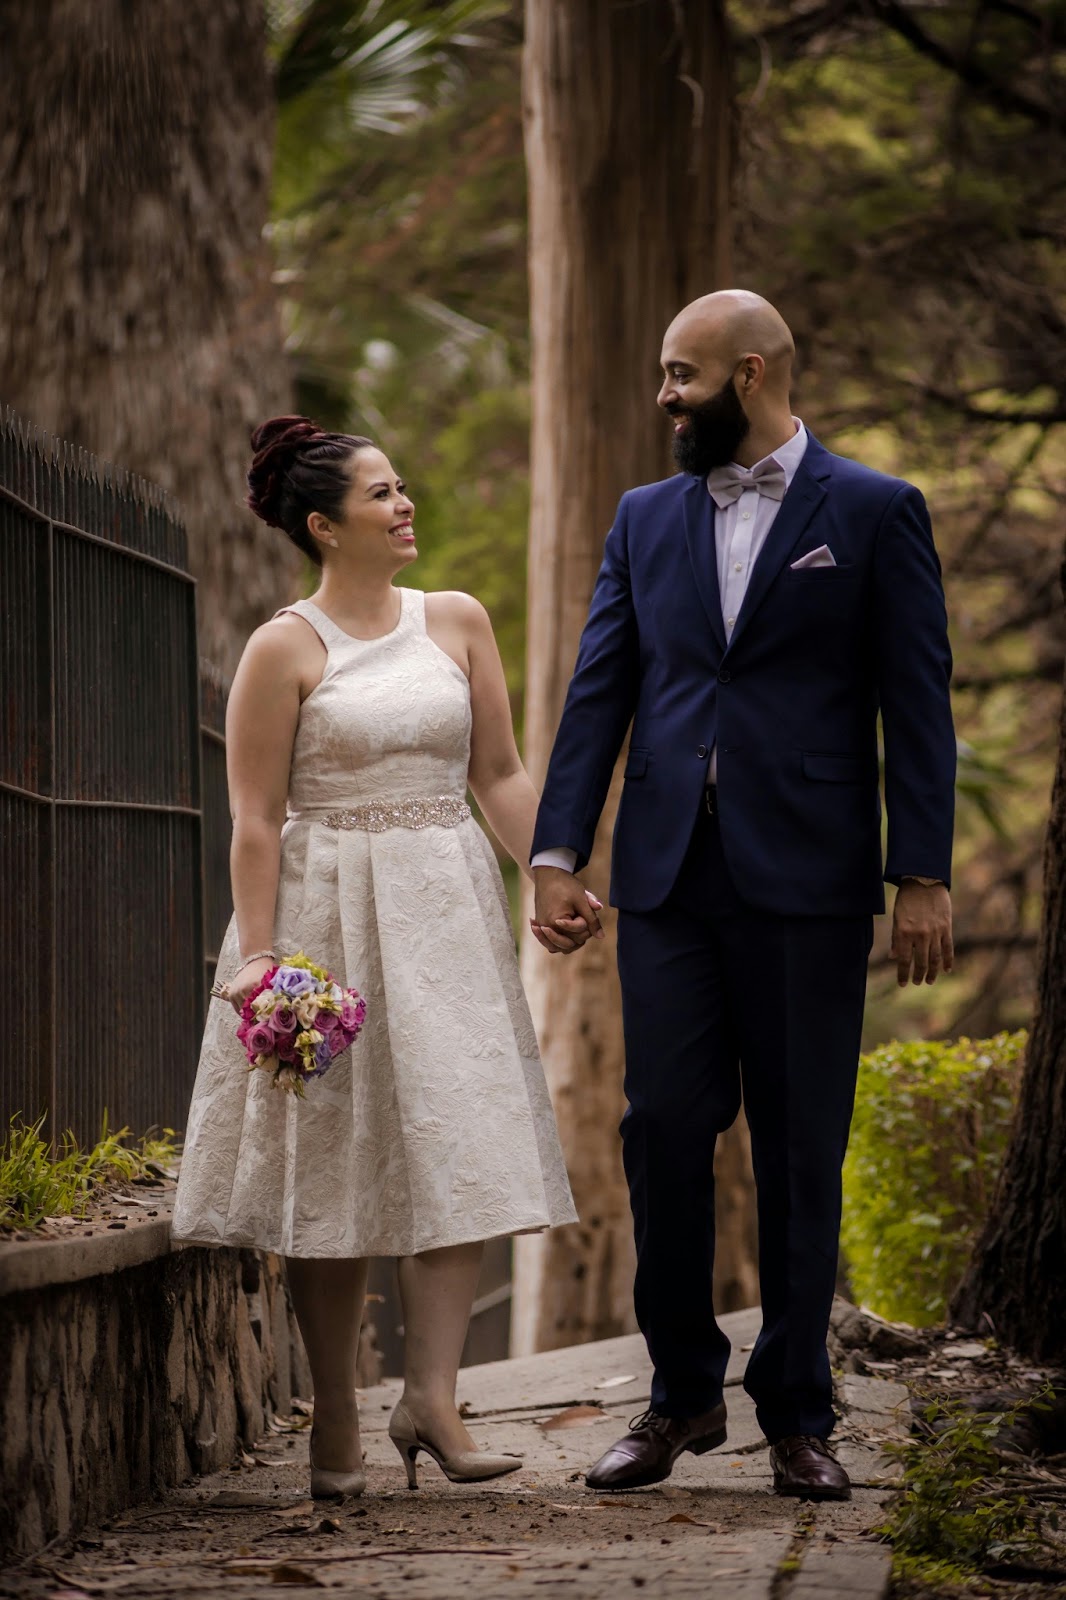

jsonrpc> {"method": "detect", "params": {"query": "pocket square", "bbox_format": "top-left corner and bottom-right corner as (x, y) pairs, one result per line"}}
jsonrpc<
(790, 545), (837, 570)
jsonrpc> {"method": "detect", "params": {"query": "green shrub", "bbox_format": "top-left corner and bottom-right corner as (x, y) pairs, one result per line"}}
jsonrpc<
(878, 1392), (1038, 1579)
(842, 1032), (1025, 1325)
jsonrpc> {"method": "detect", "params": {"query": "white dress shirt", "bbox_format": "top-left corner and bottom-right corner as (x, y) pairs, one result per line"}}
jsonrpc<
(532, 420), (809, 875)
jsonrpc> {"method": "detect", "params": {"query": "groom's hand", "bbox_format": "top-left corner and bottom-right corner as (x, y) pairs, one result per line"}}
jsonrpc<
(531, 867), (604, 954)
(892, 881), (954, 986)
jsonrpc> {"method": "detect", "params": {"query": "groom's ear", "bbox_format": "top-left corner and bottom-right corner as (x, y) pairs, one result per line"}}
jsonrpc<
(737, 354), (765, 396)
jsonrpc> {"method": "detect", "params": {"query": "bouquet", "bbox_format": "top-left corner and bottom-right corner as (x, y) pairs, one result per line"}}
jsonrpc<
(231, 953), (366, 1097)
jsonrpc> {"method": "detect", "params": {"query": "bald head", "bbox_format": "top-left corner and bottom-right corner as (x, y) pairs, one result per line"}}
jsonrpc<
(658, 291), (799, 472)
(663, 290), (795, 389)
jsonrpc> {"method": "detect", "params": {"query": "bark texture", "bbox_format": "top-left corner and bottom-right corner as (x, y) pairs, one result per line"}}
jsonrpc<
(952, 562), (1066, 1358)
(513, 0), (756, 1354)
(0, 0), (296, 678)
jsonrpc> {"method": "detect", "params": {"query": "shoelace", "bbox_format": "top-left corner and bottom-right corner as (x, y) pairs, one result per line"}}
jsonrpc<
(628, 1408), (674, 1437)
(782, 1434), (838, 1459)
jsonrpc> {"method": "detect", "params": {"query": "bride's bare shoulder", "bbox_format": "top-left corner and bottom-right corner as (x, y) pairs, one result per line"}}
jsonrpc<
(236, 611), (325, 689)
(424, 589), (490, 629)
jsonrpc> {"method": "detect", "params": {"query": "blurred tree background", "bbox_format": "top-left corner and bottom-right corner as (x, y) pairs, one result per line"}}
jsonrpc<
(269, 0), (1065, 1048)
(3, 0), (1061, 1348)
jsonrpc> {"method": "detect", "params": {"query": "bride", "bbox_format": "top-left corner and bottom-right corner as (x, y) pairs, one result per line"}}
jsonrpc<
(171, 416), (595, 1496)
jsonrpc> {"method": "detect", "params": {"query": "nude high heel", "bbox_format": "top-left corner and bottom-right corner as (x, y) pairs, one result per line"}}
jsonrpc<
(388, 1400), (523, 1488)
(309, 1428), (367, 1499)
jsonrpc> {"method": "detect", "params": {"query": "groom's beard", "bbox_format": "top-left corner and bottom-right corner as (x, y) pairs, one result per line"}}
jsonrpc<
(668, 377), (751, 475)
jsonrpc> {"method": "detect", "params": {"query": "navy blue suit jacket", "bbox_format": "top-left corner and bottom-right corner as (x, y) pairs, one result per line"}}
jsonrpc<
(532, 433), (956, 917)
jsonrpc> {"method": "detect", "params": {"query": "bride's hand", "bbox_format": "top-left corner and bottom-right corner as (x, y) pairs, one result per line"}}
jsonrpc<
(529, 885), (605, 955)
(214, 955), (276, 1014)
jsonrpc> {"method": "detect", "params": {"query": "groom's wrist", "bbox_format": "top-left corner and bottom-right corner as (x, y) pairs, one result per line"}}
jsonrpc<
(531, 847), (578, 874)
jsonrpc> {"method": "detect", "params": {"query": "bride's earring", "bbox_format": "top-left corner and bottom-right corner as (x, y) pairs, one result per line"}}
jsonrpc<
(323, 528), (339, 548)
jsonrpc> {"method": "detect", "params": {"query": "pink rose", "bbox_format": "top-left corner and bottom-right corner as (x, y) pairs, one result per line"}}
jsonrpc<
(340, 1000), (364, 1034)
(271, 1006), (298, 1035)
(247, 1022), (276, 1059)
(328, 1030), (349, 1058)
(315, 1008), (341, 1032)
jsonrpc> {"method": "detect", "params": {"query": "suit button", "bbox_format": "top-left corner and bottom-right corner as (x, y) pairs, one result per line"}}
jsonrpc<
(718, 669), (732, 684)
(697, 744), (707, 759)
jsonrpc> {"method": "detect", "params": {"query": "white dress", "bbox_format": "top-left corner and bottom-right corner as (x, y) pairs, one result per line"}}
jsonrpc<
(171, 588), (577, 1257)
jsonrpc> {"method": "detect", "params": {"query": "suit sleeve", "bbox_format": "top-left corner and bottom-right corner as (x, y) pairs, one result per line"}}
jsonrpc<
(530, 494), (641, 873)
(874, 484), (956, 888)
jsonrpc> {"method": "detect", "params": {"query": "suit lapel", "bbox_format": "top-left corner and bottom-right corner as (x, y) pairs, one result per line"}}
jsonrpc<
(726, 437), (831, 653)
(681, 476), (728, 655)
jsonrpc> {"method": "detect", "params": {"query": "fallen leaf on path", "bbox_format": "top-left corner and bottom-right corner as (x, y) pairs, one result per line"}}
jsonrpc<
(664, 1513), (720, 1529)
(272, 1565), (324, 1586)
(593, 1375), (637, 1390)
(539, 1406), (607, 1431)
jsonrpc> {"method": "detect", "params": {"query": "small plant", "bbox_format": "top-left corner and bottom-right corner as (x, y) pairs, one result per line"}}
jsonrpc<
(0, 1112), (180, 1230)
(878, 1392), (1041, 1580)
(842, 1032), (1024, 1324)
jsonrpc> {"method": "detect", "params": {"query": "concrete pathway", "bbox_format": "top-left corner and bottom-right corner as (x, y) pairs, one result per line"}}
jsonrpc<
(5, 1307), (905, 1600)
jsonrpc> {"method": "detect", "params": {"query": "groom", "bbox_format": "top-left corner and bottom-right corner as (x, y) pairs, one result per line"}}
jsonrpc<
(530, 290), (955, 1500)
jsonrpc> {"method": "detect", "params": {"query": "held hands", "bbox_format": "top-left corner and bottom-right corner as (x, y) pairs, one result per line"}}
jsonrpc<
(891, 881), (954, 987)
(530, 866), (605, 955)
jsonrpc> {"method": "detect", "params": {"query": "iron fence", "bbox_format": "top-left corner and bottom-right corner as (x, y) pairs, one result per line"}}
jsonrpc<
(0, 408), (232, 1143)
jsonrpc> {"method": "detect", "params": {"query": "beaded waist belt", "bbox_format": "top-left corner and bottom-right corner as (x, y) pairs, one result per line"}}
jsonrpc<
(292, 796), (471, 833)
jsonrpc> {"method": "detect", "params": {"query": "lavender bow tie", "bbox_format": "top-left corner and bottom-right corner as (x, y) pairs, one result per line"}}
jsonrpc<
(707, 459), (787, 509)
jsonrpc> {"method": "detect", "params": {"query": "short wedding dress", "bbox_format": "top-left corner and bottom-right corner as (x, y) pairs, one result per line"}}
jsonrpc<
(172, 588), (577, 1257)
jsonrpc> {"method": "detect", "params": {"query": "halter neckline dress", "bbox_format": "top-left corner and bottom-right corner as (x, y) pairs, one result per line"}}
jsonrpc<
(171, 587), (576, 1257)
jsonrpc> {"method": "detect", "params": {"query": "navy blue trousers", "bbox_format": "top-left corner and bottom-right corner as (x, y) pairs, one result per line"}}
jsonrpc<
(616, 801), (872, 1442)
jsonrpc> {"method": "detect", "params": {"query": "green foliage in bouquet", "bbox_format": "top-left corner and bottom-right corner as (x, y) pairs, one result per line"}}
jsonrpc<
(841, 1032), (1025, 1325)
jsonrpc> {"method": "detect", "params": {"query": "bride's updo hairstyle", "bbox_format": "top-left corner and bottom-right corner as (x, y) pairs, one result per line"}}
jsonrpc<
(247, 415), (375, 567)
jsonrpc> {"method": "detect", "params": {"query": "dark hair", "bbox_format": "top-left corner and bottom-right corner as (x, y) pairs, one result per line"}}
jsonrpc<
(247, 415), (375, 566)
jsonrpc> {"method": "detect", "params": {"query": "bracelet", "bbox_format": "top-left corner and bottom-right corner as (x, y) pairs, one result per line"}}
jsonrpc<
(235, 949), (276, 974)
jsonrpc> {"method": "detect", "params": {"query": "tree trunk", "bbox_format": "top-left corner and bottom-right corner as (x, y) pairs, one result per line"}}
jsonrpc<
(513, 0), (757, 1355)
(0, 0), (296, 680)
(952, 558), (1066, 1358)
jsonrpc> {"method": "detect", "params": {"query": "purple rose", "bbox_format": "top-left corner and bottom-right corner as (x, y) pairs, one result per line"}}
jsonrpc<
(315, 1008), (341, 1032)
(247, 1022), (276, 1059)
(270, 1006), (298, 1035)
(328, 1030), (349, 1058)
(314, 1038), (333, 1071)
(272, 966), (317, 999)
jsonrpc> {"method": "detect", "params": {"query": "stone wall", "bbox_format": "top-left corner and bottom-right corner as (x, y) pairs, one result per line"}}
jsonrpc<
(0, 1237), (311, 1560)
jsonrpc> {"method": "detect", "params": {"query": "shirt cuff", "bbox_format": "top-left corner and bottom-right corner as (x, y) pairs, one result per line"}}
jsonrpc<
(531, 848), (579, 873)
(901, 875), (944, 887)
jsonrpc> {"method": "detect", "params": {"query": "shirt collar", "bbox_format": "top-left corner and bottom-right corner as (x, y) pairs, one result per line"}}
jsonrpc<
(707, 417), (808, 496)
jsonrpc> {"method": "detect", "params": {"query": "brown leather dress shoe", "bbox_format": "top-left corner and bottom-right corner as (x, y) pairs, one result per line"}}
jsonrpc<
(585, 1404), (728, 1490)
(769, 1434), (851, 1501)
